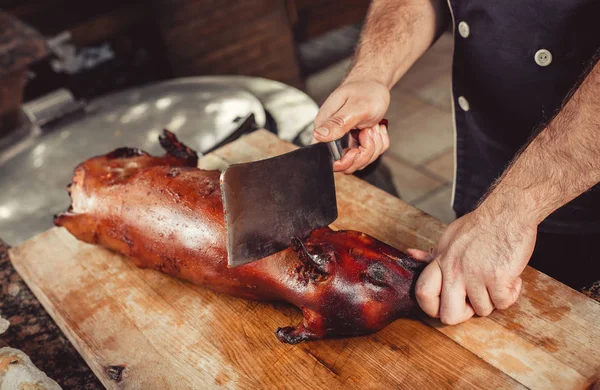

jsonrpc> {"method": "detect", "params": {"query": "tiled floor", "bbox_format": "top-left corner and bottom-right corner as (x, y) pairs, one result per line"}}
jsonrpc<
(305, 32), (457, 224)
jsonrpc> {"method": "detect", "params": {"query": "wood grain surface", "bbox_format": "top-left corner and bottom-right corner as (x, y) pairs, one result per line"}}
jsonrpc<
(9, 130), (600, 389)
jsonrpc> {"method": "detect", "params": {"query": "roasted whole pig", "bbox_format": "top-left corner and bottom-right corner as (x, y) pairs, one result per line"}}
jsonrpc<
(54, 130), (426, 344)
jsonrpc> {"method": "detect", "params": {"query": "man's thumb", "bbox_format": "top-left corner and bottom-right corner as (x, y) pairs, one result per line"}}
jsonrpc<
(314, 115), (353, 142)
(314, 101), (369, 142)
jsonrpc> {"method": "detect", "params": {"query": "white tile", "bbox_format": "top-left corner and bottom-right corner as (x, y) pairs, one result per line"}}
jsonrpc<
(382, 155), (443, 203)
(413, 186), (456, 224)
(394, 33), (454, 110)
(424, 149), (454, 182)
(305, 58), (351, 105)
(386, 92), (454, 165)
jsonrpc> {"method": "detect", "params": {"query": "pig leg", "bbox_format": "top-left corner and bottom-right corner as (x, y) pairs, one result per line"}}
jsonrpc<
(275, 308), (324, 344)
(275, 325), (319, 344)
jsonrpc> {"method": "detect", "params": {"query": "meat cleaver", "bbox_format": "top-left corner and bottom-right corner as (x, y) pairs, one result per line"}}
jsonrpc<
(221, 119), (388, 267)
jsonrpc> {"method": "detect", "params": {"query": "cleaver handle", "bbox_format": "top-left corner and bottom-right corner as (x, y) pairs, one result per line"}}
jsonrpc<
(327, 129), (359, 161)
(326, 119), (388, 161)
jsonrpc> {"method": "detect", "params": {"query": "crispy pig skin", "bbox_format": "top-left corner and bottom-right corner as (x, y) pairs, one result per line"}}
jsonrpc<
(54, 130), (425, 344)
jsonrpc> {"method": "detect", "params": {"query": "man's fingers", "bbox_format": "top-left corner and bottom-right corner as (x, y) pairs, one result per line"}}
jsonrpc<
(343, 128), (376, 174)
(514, 276), (523, 296)
(415, 260), (442, 318)
(365, 124), (384, 167)
(466, 284), (495, 317)
(489, 277), (523, 310)
(333, 148), (359, 172)
(380, 123), (390, 152)
(406, 248), (435, 262)
(440, 276), (475, 325)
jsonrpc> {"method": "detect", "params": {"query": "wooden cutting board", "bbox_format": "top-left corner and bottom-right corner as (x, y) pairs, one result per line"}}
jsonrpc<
(9, 130), (600, 389)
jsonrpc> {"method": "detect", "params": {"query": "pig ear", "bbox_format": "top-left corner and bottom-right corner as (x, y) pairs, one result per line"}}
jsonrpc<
(406, 248), (435, 263)
(291, 237), (331, 273)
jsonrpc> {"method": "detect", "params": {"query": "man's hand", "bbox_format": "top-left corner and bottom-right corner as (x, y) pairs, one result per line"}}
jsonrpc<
(410, 49), (600, 325)
(313, 80), (391, 173)
(409, 207), (536, 324)
(309, 0), (449, 174)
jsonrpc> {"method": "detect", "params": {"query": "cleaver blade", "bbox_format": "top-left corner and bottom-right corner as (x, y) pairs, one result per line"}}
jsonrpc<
(220, 141), (338, 268)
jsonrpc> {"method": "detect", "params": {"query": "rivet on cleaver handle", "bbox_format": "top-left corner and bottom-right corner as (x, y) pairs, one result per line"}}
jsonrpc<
(221, 142), (338, 268)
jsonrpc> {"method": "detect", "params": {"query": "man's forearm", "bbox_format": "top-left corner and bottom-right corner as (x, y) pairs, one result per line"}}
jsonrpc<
(345, 0), (450, 89)
(479, 54), (600, 226)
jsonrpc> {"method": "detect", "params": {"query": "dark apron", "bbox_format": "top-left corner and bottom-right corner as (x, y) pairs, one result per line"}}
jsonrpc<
(447, 0), (600, 234)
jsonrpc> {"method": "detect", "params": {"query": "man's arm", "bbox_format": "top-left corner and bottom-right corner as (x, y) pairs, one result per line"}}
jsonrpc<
(414, 53), (600, 325)
(345, 0), (450, 89)
(313, 0), (450, 173)
(479, 53), (600, 225)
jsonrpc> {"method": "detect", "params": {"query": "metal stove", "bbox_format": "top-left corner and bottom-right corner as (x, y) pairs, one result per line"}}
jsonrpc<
(0, 76), (319, 245)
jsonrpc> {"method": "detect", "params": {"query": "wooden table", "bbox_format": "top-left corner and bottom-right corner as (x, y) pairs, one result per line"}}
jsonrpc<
(9, 130), (600, 389)
(0, 239), (102, 388)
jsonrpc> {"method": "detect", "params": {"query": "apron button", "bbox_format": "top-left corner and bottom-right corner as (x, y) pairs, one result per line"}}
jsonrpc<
(534, 49), (552, 67)
(458, 96), (470, 111)
(458, 21), (470, 38)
